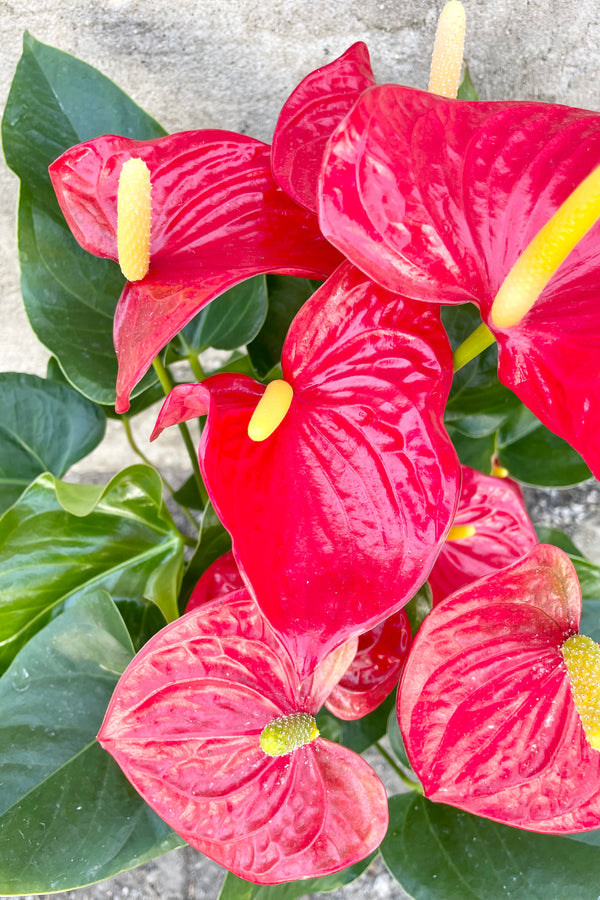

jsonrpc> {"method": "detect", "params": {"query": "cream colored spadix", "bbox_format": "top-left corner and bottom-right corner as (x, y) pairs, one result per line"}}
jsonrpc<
(260, 712), (319, 757)
(562, 634), (600, 750)
(428, 1), (466, 99)
(247, 379), (294, 442)
(117, 158), (152, 281)
(491, 165), (600, 329)
(446, 524), (476, 541)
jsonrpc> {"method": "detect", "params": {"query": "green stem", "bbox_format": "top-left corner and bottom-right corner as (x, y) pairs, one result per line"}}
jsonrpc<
(375, 741), (423, 794)
(452, 322), (496, 373)
(122, 414), (199, 531)
(152, 356), (207, 509)
(178, 334), (207, 383)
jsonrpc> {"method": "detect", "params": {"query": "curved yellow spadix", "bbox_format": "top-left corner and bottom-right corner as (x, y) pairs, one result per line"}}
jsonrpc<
(562, 634), (600, 750)
(428, 1), (466, 99)
(446, 524), (476, 541)
(491, 164), (600, 329)
(117, 158), (152, 282)
(247, 379), (294, 442)
(260, 713), (319, 757)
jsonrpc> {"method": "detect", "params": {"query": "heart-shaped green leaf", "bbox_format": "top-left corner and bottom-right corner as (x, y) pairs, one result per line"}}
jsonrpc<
(0, 372), (105, 512)
(182, 275), (268, 353)
(2, 33), (165, 404)
(382, 792), (600, 899)
(0, 465), (183, 671)
(0, 589), (184, 895)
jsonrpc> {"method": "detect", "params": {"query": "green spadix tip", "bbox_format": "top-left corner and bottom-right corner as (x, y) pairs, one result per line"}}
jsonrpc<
(260, 712), (319, 757)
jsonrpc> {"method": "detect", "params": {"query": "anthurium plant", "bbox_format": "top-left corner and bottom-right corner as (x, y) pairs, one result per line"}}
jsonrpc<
(4, 2), (600, 897)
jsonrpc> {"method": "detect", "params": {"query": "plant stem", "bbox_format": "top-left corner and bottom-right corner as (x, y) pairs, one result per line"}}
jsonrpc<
(375, 741), (423, 794)
(452, 322), (496, 373)
(121, 414), (199, 531)
(179, 334), (207, 383)
(152, 356), (207, 508)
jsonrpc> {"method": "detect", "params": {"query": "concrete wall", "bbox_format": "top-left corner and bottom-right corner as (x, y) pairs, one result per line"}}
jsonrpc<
(2, 0), (599, 377)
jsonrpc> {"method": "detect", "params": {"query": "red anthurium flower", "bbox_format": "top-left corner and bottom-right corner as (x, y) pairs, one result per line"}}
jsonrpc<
(49, 131), (342, 412)
(325, 609), (411, 721)
(98, 591), (387, 883)
(271, 42), (375, 213)
(187, 551), (409, 721)
(398, 543), (600, 833)
(319, 86), (600, 477)
(152, 261), (460, 679)
(428, 465), (538, 606)
(186, 550), (242, 611)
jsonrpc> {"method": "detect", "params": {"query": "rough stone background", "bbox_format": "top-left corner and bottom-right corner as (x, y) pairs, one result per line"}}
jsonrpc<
(2, 0), (600, 898)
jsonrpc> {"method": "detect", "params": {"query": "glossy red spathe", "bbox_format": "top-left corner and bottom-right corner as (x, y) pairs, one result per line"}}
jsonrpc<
(152, 261), (460, 678)
(399, 543), (600, 833)
(271, 42), (375, 213)
(319, 85), (600, 476)
(325, 608), (411, 720)
(428, 466), (538, 606)
(98, 591), (387, 883)
(50, 131), (342, 412)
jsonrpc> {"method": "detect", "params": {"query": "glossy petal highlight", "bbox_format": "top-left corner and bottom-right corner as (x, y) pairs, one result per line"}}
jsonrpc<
(325, 609), (411, 720)
(319, 86), (600, 474)
(50, 131), (342, 412)
(98, 592), (387, 882)
(272, 42), (375, 213)
(399, 544), (600, 833)
(153, 261), (460, 678)
(428, 466), (538, 606)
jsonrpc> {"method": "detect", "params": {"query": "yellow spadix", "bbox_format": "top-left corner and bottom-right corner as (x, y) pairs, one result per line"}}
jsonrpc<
(247, 380), (294, 442)
(446, 524), (476, 541)
(491, 165), (600, 329)
(562, 634), (600, 751)
(117, 157), (152, 282)
(260, 713), (319, 757)
(428, 1), (466, 99)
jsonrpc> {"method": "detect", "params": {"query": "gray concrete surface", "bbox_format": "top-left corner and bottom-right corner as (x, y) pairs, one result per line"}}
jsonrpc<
(4, 0), (600, 376)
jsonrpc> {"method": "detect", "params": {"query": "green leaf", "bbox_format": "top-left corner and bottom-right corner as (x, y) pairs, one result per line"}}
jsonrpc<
(179, 503), (232, 612)
(446, 425), (495, 474)
(2, 33), (165, 404)
(0, 590), (184, 894)
(403, 582), (432, 638)
(0, 465), (184, 671)
(0, 372), (106, 513)
(2, 32), (164, 207)
(386, 709), (414, 775)
(534, 526), (583, 557)
(457, 63), (479, 101)
(316, 692), (396, 754)
(382, 792), (600, 899)
(248, 276), (319, 377)
(218, 854), (375, 899)
(183, 276), (268, 353)
(496, 407), (592, 486)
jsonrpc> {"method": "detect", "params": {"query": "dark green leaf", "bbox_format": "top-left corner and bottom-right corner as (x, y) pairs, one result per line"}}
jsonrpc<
(0, 372), (105, 512)
(173, 473), (206, 510)
(0, 590), (184, 894)
(3, 33), (165, 404)
(183, 276), (268, 353)
(497, 407), (592, 486)
(457, 63), (479, 101)
(403, 582), (432, 638)
(316, 692), (396, 754)
(218, 854), (375, 900)
(179, 503), (232, 612)
(2, 32), (164, 208)
(0, 465), (183, 671)
(534, 526), (583, 557)
(248, 276), (319, 377)
(446, 425), (495, 474)
(382, 792), (600, 899)
(386, 709), (416, 778)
